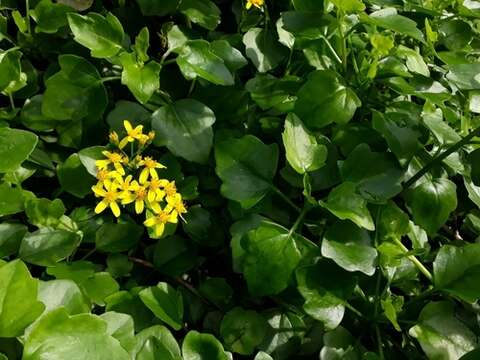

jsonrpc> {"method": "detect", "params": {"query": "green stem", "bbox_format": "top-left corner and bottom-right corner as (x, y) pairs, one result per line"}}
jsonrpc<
(25, 0), (31, 35)
(288, 206), (308, 237)
(101, 76), (121, 83)
(319, 35), (342, 64)
(8, 93), (15, 110)
(337, 12), (348, 74)
(80, 248), (96, 260)
(373, 272), (385, 360)
(272, 186), (301, 213)
(404, 125), (480, 189)
(392, 238), (433, 282)
(162, 58), (176, 66)
(345, 302), (365, 318)
(375, 325), (385, 360)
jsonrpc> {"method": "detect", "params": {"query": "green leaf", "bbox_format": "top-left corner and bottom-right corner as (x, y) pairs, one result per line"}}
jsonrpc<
(107, 100), (150, 133)
(106, 290), (154, 332)
(32, 0), (72, 33)
(81, 272), (120, 306)
(58, 153), (96, 198)
(319, 182), (375, 231)
(199, 278), (233, 309)
(67, 12), (124, 58)
(446, 63), (480, 90)
(100, 312), (135, 352)
(296, 260), (356, 330)
(179, 0), (221, 30)
(242, 221), (302, 296)
(331, 0), (365, 13)
(255, 352), (274, 360)
(321, 220), (377, 276)
(363, 8), (424, 42)
(406, 178), (457, 235)
(132, 325), (182, 360)
(96, 222), (143, 253)
(120, 52), (161, 104)
(23, 308), (130, 360)
(0, 223), (27, 258)
(210, 40), (248, 72)
(21, 95), (58, 131)
(0, 183), (26, 216)
(0, 49), (25, 93)
(139, 282), (184, 330)
(295, 70), (361, 129)
(38, 279), (90, 314)
(433, 243), (480, 303)
(106, 254), (133, 278)
(134, 27), (150, 63)
(25, 197), (66, 228)
(19, 228), (82, 266)
(409, 302), (477, 359)
(243, 27), (288, 73)
(78, 146), (106, 176)
(220, 307), (268, 355)
(0, 127), (38, 172)
(339, 143), (404, 203)
(182, 331), (229, 360)
(0, 260), (45, 337)
(282, 113), (327, 174)
(176, 40), (234, 86)
(422, 105), (461, 145)
(151, 99), (215, 164)
(215, 135), (278, 209)
(470, 149), (480, 186)
(42, 55), (107, 121)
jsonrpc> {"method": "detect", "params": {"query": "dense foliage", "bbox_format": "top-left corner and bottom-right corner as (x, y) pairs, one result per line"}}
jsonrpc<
(1, 0), (480, 358)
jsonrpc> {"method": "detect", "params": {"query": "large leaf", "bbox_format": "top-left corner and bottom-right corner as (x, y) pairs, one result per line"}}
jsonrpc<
(179, 0), (221, 30)
(433, 244), (480, 303)
(131, 325), (182, 360)
(215, 135), (278, 209)
(152, 99), (215, 164)
(319, 182), (375, 231)
(67, 12), (124, 58)
(295, 70), (361, 129)
(0, 260), (45, 337)
(282, 113), (327, 174)
(23, 308), (130, 360)
(0, 223), (27, 258)
(241, 221), (302, 296)
(296, 260), (356, 330)
(363, 8), (424, 42)
(38, 279), (90, 315)
(243, 27), (288, 73)
(406, 178), (457, 235)
(0, 127), (38, 172)
(409, 302), (477, 359)
(321, 220), (377, 276)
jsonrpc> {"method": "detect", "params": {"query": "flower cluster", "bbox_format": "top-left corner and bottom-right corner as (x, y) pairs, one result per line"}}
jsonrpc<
(92, 121), (187, 237)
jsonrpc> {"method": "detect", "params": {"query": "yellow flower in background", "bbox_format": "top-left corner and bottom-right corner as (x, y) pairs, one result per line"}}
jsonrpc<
(138, 156), (166, 184)
(165, 193), (187, 221)
(92, 179), (123, 217)
(246, 0), (264, 9)
(119, 120), (144, 149)
(95, 151), (127, 175)
(146, 178), (166, 203)
(144, 207), (178, 237)
(122, 180), (150, 214)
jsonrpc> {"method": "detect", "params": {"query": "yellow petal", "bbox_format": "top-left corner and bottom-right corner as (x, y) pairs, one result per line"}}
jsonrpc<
(92, 186), (107, 197)
(139, 168), (149, 184)
(95, 159), (110, 169)
(144, 217), (156, 227)
(135, 200), (144, 214)
(124, 120), (133, 133)
(246, 1), (252, 9)
(110, 202), (121, 217)
(95, 200), (108, 214)
(148, 190), (156, 203)
(169, 212), (178, 224)
(113, 163), (125, 176)
(121, 194), (136, 205)
(119, 137), (129, 149)
(154, 223), (165, 237)
(156, 190), (165, 201)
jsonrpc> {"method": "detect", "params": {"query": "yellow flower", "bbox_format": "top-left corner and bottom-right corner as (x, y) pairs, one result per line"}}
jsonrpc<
(138, 134), (150, 145)
(138, 156), (166, 184)
(159, 180), (177, 199)
(95, 151), (127, 175)
(148, 131), (155, 141)
(92, 179), (123, 217)
(246, 0), (264, 9)
(119, 120), (144, 149)
(146, 177), (166, 203)
(121, 180), (149, 214)
(144, 207), (178, 237)
(165, 193), (187, 221)
(109, 131), (119, 145)
(118, 174), (134, 195)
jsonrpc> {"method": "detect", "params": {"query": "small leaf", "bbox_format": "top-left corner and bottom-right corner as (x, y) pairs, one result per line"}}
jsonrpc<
(182, 331), (229, 360)
(96, 222), (143, 253)
(58, 153), (96, 198)
(139, 282), (184, 330)
(67, 12), (124, 58)
(319, 182), (375, 231)
(215, 135), (278, 209)
(0, 223), (27, 258)
(243, 27), (288, 73)
(179, 0), (221, 30)
(363, 8), (424, 42)
(0, 183), (26, 216)
(0, 127), (38, 173)
(120, 52), (160, 104)
(132, 325), (182, 360)
(38, 279), (90, 314)
(282, 113), (327, 174)
(152, 99), (215, 164)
